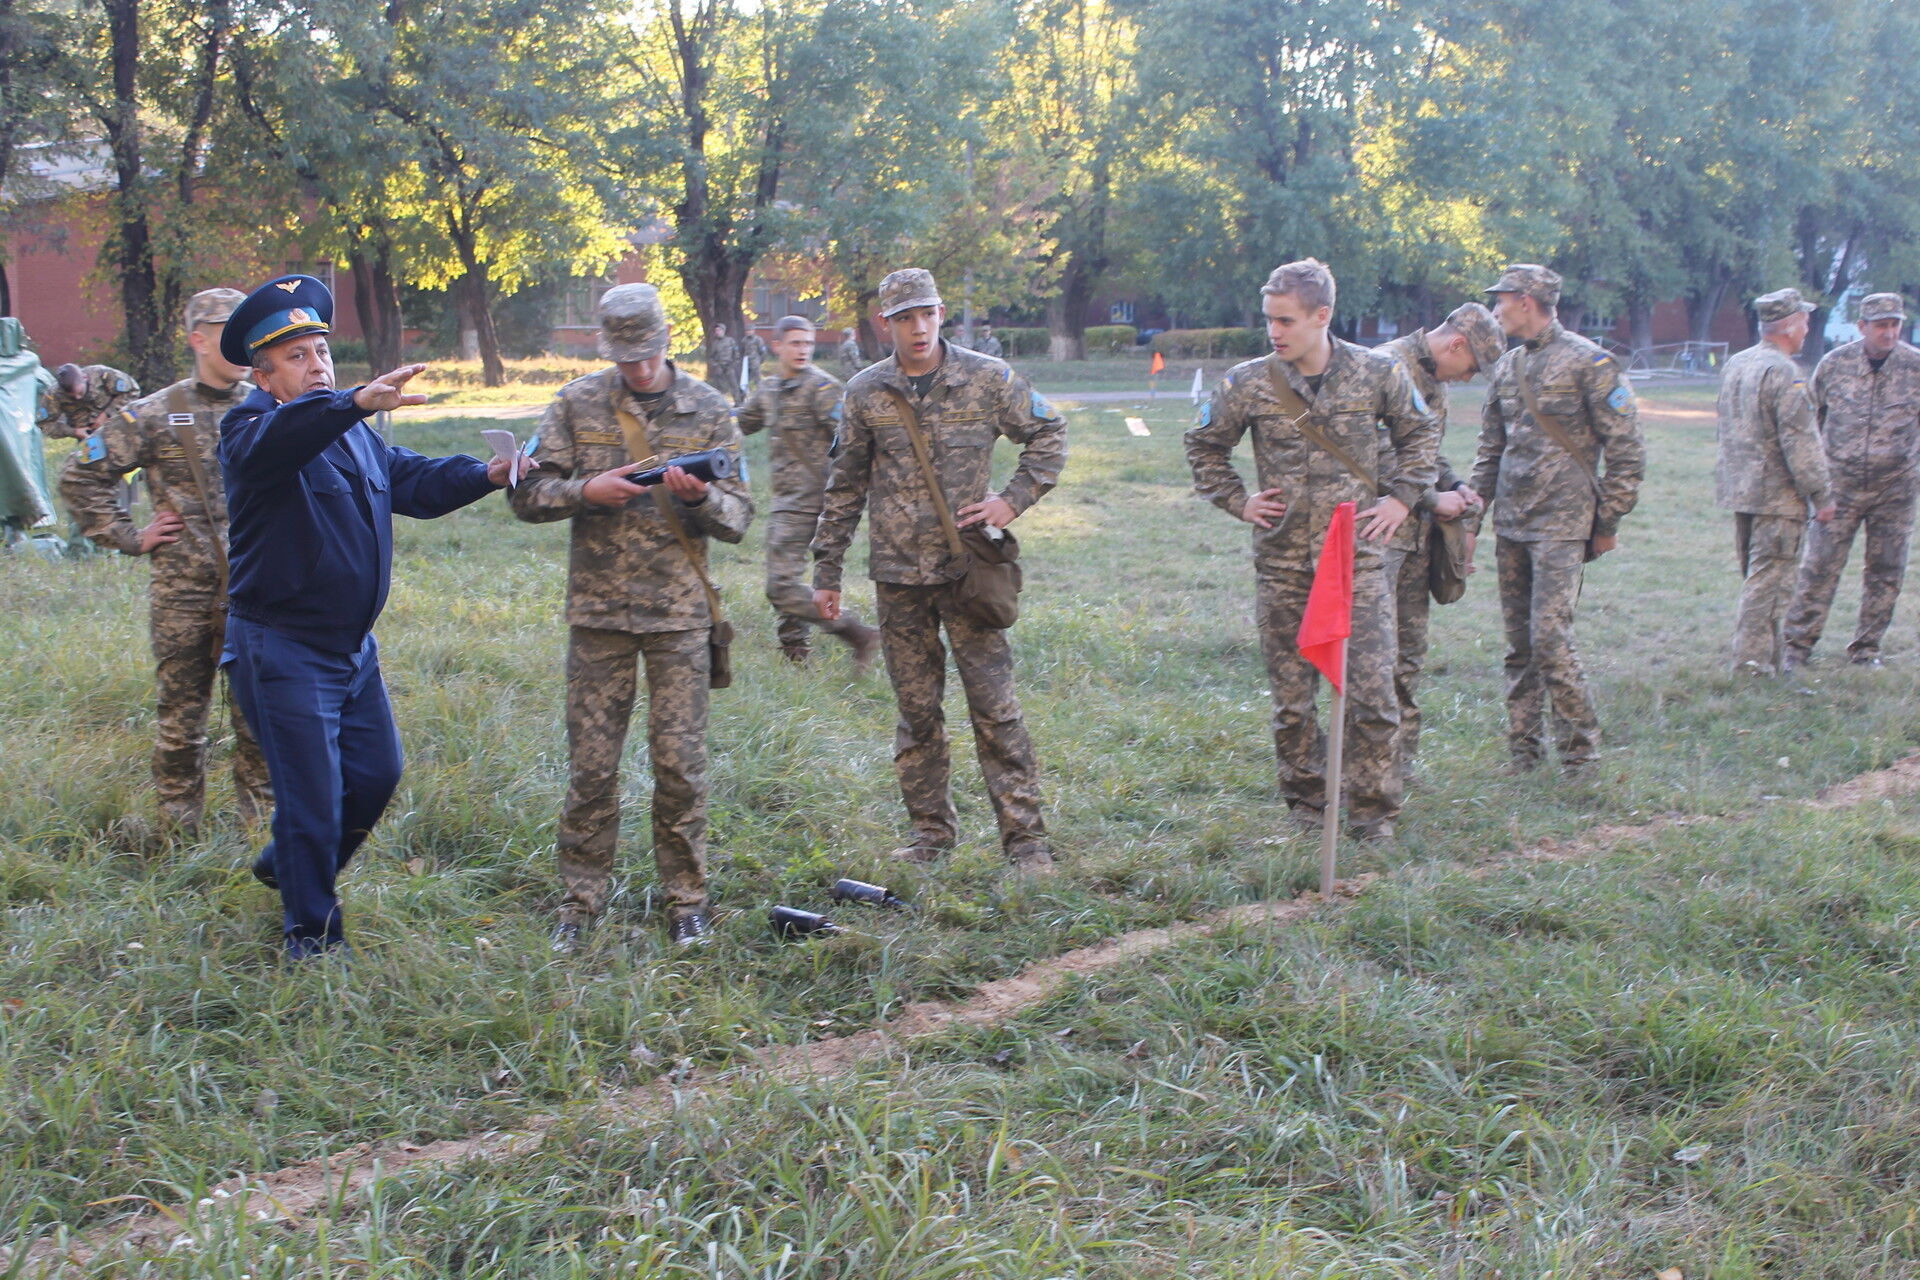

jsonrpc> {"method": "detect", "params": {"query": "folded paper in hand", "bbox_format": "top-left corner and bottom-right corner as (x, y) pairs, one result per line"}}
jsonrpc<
(481, 429), (523, 487)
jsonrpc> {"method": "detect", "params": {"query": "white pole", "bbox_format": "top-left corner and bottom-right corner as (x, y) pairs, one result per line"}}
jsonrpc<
(1318, 637), (1349, 899)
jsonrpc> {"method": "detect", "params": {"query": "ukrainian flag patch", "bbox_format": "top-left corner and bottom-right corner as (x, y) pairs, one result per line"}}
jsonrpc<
(85, 434), (106, 462)
(1607, 385), (1633, 413)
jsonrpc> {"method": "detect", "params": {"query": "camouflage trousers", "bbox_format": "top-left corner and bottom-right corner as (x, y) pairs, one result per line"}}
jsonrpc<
(766, 511), (866, 649)
(1383, 534), (1436, 782)
(1256, 561), (1401, 826)
(556, 625), (711, 923)
(1785, 480), (1916, 663)
(874, 580), (1048, 858)
(1495, 538), (1597, 767)
(1730, 514), (1806, 674)
(152, 601), (271, 831)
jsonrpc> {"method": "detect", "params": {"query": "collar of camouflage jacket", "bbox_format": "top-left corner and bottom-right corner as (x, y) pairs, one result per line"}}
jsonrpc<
(873, 343), (976, 397)
(1268, 334), (1359, 406)
(606, 363), (700, 416)
(1523, 319), (1566, 353)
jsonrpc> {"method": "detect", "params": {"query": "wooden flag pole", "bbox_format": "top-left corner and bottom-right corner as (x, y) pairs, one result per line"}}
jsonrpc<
(1318, 636), (1349, 898)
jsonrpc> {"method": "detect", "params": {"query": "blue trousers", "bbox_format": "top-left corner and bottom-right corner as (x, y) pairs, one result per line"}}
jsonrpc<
(223, 618), (403, 946)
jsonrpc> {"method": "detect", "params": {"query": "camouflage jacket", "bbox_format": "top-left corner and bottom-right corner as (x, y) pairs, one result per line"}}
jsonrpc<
(736, 365), (844, 515)
(812, 341), (1067, 591)
(1470, 320), (1645, 541)
(1715, 341), (1829, 516)
(706, 336), (741, 381)
(510, 365), (752, 634)
(1378, 330), (1473, 550)
(57, 377), (243, 606)
(37, 365), (139, 440)
(1185, 339), (1440, 573)
(1808, 339), (1920, 490)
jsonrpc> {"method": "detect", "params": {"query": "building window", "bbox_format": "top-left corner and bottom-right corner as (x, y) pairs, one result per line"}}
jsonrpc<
(559, 274), (618, 328)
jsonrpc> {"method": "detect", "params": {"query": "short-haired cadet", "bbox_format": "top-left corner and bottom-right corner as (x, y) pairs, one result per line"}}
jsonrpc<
(218, 274), (512, 961)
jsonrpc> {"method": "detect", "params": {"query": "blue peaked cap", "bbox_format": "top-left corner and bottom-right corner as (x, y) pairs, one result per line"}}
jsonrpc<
(219, 274), (334, 367)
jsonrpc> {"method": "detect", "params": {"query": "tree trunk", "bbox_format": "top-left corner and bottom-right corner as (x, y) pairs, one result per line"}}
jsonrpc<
(1686, 279), (1731, 345)
(854, 287), (879, 359)
(349, 239), (403, 373)
(447, 226), (503, 385)
(1626, 300), (1655, 353)
(103, 0), (168, 387)
(1046, 266), (1091, 362)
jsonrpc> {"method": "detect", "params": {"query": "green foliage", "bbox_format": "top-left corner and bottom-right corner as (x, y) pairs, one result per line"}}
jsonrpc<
(1151, 328), (1265, 359)
(1081, 323), (1137, 353)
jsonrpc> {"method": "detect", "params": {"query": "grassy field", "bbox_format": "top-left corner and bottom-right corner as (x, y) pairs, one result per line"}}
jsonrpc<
(4, 381), (1919, 1276)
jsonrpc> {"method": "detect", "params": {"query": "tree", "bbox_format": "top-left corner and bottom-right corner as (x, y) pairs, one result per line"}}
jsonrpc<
(0, 0), (68, 317)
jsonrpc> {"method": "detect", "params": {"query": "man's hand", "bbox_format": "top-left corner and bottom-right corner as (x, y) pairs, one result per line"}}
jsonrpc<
(1588, 533), (1618, 558)
(1814, 503), (1837, 524)
(814, 589), (842, 621)
(1242, 487), (1288, 530)
(957, 494), (1016, 530)
(583, 461), (652, 507)
(485, 455), (516, 488)
(660, 465), (708, 504)
(137, 509), (185, 554)
(1359, 496), (1411, 543)
(353, 363), (430, 413)
(1431, 490), (1470, 521)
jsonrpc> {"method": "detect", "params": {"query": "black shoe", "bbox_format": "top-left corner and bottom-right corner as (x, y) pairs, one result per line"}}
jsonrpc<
(1851, 653), (1884, 668)
(551, 920), (584, 955)
(668, 910), (713, 946)
(251, 855), (279, 891)
(284, 936), (349, 965)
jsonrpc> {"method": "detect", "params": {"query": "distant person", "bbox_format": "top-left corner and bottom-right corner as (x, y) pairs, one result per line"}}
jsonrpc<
(705, 322), (742, 402)
(1376, 302), (1505, 779)
(59, 288), (272, 835)
(1185, 258), (1438, 840)
(812, 268), (1066, 873)
(736, 315), (879, 665)
(975, 323), (1003, 360)
(1715, 288), (1832, 676)
(745, 330), (770, 386)
(218, 274), (509, 962)
(40, 360), (141, 543)
(1784, 292), (1920, 669)
(1472, 264), (1644, 775)
(512, 285), (752, 950)
(838, 327), (864, 377)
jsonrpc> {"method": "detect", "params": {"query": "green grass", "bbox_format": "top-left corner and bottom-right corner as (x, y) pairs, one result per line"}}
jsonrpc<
(4, 386), (1919, 1275)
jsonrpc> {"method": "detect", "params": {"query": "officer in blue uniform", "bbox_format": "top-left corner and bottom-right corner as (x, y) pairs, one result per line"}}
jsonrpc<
(218, 275), (512, 961)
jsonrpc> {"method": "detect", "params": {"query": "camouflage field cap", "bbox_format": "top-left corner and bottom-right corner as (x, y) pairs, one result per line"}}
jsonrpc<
(1484, 263), (1562, 308)
(1753, 287), (1816, 324)
(1445, 301), (1506, 373)
(184, 287), (246, 331)
(877, 268), (941, 318)
(1859, 292), (1909, 324)
(597, 284), (670, 362)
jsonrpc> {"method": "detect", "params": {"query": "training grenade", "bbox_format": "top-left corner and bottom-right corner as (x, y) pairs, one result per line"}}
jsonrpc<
(629, 448), (736, 488)
(770, 905), (844, 938)
(831, 877), (913, 910)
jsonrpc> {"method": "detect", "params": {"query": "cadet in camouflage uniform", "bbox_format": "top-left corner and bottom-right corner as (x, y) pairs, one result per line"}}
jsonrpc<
(839, 327), (864, 378)
(1783, 292), (1920, 669)
(812, 268), (1066, 872)
(1472, 264), (1645, 773)
(57, 290), (272, 834)
(1716, 287), (1833, 675)
(1186, 259), (1440, 838)
(705, 323), (743, 403)
(513, 285), (753, 948)
(38, 362), (139, 440)
(975, 324), (1003, 360)
(1377, 301), (1505, 779)
(736, 315), (880, 664)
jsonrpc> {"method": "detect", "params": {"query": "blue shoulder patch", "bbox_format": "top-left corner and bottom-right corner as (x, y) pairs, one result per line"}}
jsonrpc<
(1410, 386), (1430, 416)
(1002, 366), (1014, 384)
(829, 400), (844, 424)
(1196, 402), (1212, 428)
(85, 434), (107, 462)
(1031, 390), (1054, 419)
(1606, 384), (1633, 413)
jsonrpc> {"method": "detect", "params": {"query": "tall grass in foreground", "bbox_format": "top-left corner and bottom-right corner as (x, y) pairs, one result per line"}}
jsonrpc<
(3, 387), (1917, 1275)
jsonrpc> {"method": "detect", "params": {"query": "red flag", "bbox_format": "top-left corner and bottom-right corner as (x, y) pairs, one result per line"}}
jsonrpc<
(1150, 351), (1166, 375)
(1297, 501), (1355, 693)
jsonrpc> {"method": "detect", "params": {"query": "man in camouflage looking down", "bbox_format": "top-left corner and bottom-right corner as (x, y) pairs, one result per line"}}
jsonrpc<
(513, 284), (752, 950)
(1472, 263), (1645, 775)
(1185, 258), (1440, 841)
(1715, 287), (1832, 676)
(812, 268), (1066, 874)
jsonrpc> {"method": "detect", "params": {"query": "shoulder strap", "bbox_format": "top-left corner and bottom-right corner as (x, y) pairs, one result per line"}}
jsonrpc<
(165, 384), (229, 592)
(1513, 348), (1602, 499)
(881, 387), (968, 559)
(610, 385), (724, 626)
(1264, 354), (1377, 490)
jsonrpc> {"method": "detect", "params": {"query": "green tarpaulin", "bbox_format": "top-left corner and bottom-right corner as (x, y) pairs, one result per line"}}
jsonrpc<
(0, 317), (58, 540)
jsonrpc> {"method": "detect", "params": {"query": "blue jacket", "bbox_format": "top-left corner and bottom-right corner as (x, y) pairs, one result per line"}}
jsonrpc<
(220, 386), (495, 652)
